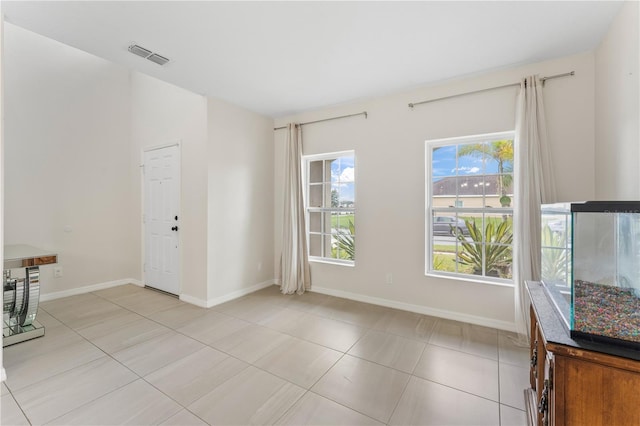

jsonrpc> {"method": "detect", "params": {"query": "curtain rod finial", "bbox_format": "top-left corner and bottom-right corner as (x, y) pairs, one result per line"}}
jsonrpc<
(408, 103), (414, 109)
(364, 111), (368, 119)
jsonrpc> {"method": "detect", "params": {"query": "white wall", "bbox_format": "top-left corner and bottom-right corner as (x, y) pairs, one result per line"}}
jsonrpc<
(1, 2), (6, 382)
(4, 23), (136, 296)
(207, 98), (274, 302)
(130, 72), (209, 302)
(4, 25), (211, 304)
(275, 52), (596, 330)
(131, 74), (274, 306)
(3, 24), (274, 306)
(595, 0), (640, 200)
(6, 10), (627, 333)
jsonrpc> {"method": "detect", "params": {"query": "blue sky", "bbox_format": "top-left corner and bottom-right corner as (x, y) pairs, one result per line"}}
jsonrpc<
(326, 145), (513, 203)
(432, 144), (505, 181)
(331, 155), (355, 203)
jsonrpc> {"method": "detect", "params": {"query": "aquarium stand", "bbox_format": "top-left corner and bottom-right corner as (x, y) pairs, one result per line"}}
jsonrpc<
(526, 281), (640, 426)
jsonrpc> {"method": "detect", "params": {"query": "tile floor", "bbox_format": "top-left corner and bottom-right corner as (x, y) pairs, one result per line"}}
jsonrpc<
(2, 284), (529, 425)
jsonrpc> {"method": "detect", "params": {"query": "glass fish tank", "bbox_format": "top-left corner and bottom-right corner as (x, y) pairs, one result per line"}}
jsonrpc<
(570, 201), (640, 348)
(541, 203), (572, 329)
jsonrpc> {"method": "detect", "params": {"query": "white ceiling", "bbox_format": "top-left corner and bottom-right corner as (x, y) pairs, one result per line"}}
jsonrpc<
(3, 1), (624, 118)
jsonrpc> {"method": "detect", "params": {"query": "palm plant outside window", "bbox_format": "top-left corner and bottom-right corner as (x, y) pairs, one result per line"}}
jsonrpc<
(426, 132), (515, 283)
(540, 203), (572, 287)
(304, 151), (355, 265)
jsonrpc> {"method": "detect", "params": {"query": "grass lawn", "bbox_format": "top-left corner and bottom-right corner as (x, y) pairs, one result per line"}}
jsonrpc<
(459, 215), (513, 230)
(433, 253), (474, 274)
(331, 214), (354, 229)
(433, 244), (465, 254)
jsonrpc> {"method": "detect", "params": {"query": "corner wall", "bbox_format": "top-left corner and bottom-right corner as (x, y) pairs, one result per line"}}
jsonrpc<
(3, 23), (273, 306)
(274, 52), (596, 330)
(595, 0), (640, 200)
(130, 72), (209, 303)
(4, 23), (136, 296)
(207, 98), (275, 303)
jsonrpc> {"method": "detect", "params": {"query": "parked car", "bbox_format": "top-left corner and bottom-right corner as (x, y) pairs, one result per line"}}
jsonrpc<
(433, 216), (470, 236)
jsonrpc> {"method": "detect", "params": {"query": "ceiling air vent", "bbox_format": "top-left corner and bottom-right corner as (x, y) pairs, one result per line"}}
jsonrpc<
(147, 53), (170, 66)
(128, 44), (152, 59)
(128, 44), (170, 66)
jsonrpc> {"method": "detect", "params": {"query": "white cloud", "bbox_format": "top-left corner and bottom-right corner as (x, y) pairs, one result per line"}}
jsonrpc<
(339, 167), (354, 182)
(452, 166), (480, 174)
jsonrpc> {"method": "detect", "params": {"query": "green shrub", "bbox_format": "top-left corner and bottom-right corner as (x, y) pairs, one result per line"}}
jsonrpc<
(454, 219), (513, 278)
(333, 220), (355, 260)
(541, 225), (569, 285)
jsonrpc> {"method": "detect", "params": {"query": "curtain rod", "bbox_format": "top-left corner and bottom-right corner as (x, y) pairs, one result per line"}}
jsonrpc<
(408, 71), (575, 109)
(274, 111), (368, 131)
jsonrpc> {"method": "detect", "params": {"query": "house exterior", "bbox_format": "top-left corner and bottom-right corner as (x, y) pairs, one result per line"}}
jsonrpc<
(432, 175), (514, 208)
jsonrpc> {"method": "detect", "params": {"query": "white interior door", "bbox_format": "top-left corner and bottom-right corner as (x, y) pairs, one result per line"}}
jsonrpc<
(144, 145), (180, 295)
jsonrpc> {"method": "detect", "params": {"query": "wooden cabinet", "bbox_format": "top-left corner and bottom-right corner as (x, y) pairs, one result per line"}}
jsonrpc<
(527, 306), (554, 426)
(526, 282), (640, 426)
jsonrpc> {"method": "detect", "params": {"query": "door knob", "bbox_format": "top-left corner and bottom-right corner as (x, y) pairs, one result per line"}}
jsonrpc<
(171, 226), (179, 231)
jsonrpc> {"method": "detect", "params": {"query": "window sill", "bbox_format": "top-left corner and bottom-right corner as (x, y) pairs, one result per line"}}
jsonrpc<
(425, 271), (514, 288)
(309, 258), (355, 267)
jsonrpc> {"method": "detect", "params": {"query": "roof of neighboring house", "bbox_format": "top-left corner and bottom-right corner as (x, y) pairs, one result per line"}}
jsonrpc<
(432, 175), (513, 197)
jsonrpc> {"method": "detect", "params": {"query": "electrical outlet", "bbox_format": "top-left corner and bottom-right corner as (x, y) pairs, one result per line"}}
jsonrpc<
(53, 266), (63, 278)
(385, 273), (393, 285)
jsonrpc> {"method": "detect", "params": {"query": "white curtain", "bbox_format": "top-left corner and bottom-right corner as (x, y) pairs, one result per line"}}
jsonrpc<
(513, 76), (557, 339)
(280, 123), (311, 295)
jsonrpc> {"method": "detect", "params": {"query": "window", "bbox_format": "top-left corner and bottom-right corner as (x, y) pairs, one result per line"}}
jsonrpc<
(304, 151), (355, 265)
(541, 203), (572, 286)
(426, 131), (515, 283)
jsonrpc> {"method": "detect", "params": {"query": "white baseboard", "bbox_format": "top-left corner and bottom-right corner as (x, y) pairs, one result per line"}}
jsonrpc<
(181, 279), (278, 308)
(310, 285), (517, 332)
(39, 277), (277, 311)
(178, 293), (209, 308)
(36, 278), (515, 331)
(40, 279), (143, 302)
